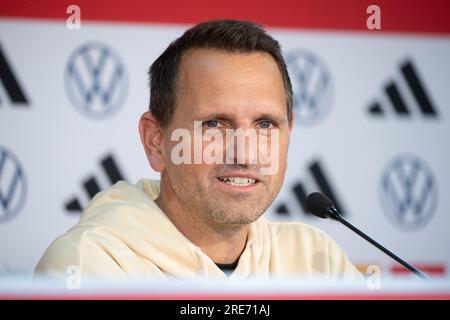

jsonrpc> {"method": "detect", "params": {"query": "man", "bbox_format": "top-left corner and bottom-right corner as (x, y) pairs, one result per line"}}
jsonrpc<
(36, 19), (361, 282)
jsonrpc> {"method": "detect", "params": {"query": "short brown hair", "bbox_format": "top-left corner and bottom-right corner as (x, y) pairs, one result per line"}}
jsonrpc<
(148, 19), (293, 127)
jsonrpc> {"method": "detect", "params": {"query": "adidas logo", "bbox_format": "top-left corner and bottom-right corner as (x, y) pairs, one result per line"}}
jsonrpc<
(65, 153), (126, 213)
(274, 160), (346, 216)
(368, 60), (438, 118)
(0, 44), (29, 106)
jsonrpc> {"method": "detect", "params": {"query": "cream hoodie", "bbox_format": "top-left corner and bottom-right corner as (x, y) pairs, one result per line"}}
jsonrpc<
(35, 180), (362, 282)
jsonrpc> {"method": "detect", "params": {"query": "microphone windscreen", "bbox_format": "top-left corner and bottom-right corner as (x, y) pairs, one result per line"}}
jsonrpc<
(305, 192), (334, 218)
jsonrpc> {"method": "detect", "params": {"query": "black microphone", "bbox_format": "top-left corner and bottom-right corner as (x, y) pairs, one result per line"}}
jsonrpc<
(305, 192), (430, 280)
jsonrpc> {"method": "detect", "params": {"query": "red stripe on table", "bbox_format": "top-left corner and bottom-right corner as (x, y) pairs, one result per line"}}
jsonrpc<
(1, 293), (450, 300)
(391, 264), (446, 275)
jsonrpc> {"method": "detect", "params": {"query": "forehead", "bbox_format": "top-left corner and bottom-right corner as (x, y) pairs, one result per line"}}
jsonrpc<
(175, 48), (286, 119)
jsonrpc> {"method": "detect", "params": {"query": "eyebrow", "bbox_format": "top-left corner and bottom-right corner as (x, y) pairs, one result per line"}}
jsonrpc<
(194, 112), (288, 123)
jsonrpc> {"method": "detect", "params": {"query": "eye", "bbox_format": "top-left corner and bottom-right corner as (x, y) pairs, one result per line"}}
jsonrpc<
(259, 120), (273, 129)
(204, 120), (219, 128)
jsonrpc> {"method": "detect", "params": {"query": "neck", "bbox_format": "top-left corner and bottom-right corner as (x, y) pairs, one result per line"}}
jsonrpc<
(155, 177), (249, 264)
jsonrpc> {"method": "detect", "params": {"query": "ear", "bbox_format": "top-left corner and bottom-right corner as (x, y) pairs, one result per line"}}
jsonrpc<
(139, 111), (165, 172)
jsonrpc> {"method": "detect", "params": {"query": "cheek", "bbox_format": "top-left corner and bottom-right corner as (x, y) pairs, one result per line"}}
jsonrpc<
(279, 135), (290, 160)
(273, 133), (290, 161)
(168, 162), (212, 183)
(274, 136), (290, 179)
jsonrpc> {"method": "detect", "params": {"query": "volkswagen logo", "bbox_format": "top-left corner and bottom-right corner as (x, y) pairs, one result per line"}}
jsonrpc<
(65, 42), (127, 119)
(286, 50), (334, 126)
(0, 146), (27, 223)
(380, 154), (437, 231)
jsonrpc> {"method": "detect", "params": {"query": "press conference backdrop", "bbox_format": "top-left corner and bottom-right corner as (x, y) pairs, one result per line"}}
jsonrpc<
(0, 1), (449, 281)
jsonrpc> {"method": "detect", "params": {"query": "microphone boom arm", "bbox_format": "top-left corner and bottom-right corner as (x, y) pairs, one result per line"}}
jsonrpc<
(327, 207), (430, 281)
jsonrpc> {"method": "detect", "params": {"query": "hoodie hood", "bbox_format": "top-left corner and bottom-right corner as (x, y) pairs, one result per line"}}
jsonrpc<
(74, 179), (270, 280)
(36, 179), (362, 282)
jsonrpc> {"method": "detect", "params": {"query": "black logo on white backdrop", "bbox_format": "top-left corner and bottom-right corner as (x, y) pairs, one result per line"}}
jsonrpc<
(64, 42), (127, 119)
(0, 146), (27, 223)
(65, 153), (126, 213)
(368, 59), (438, 119)
(0, 44), (29, 106)
(380, 154), (437, 231)
(274, 159), (346, 217)
(286, 50), (334, 126)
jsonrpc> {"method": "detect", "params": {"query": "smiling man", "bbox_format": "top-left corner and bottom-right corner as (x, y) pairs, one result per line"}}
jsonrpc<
(36, 20), (361, 282)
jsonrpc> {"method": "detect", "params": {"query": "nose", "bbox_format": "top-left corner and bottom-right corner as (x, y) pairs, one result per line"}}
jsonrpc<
(224, 128), (259, 166)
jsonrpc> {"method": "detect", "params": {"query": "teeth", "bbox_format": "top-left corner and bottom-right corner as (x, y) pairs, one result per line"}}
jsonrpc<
(218, 177), (256, 186)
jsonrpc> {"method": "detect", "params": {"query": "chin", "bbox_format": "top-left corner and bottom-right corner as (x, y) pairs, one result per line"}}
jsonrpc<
(215, 209), (264, 225)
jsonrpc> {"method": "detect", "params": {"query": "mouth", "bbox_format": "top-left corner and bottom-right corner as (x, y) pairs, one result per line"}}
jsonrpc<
(217, 176), (257, 186)
(216, 174), (261, 190)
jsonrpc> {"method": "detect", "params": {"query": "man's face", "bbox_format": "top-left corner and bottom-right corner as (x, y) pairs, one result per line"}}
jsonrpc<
(161, 48), (292, 226)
